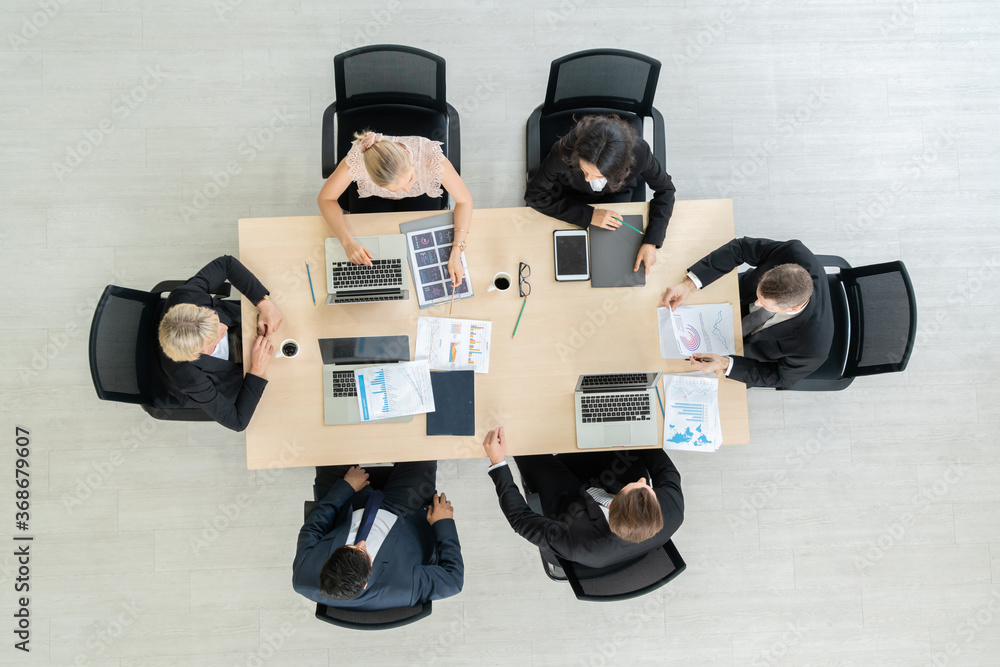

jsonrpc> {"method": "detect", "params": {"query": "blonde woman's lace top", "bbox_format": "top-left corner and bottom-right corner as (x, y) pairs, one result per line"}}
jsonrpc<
(345, 134), (445, 199)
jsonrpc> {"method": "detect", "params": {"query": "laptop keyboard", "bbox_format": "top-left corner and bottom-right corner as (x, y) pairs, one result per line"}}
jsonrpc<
(581, 393), (652, 423)
(581, 373), (648, 388)
(331, 371), (357, 398)
(331, 259), (402, 289)
(333, 293), (405, 304)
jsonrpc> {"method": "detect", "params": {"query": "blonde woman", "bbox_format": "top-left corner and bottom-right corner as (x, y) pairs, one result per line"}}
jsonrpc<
(317, 131), (473, 287)
(158, 255), (282, 432)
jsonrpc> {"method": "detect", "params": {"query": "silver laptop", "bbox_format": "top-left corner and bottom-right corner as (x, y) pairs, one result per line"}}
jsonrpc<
(321, 336), (413, 425)
(574, 372), (662, 448)
(325, 234), (409, 305)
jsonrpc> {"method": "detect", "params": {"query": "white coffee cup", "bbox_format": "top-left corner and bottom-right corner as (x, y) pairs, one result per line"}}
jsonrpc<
(487, 271), (512, 292)
(275, 339), (299, 358)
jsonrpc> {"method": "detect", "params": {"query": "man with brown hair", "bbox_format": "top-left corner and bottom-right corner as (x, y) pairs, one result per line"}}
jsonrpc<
(481, 427), (683, 569)
(660, 237), (834, 389)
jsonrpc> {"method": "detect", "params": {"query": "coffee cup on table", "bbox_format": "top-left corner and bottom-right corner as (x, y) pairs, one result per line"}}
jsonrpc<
(487, 271), (512, 293)
(275, 339), (299, 358)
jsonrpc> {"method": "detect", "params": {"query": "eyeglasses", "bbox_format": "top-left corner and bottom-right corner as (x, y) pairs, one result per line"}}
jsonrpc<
(518, 262), (531, 298)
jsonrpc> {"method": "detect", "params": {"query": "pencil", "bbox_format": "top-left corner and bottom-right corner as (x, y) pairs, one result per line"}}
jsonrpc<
(449, 282), (457, 315)
(511, 297), (527, 338)
(613, 216), (643, 235)
(654, 385), (665, 418)
(305, 262), (316, 305)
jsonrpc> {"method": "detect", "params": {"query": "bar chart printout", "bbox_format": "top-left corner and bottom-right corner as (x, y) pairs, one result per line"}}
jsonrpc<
(355, 360), (436, 422)
(662, 373), (722, 452)
(415, 317), (492, 373)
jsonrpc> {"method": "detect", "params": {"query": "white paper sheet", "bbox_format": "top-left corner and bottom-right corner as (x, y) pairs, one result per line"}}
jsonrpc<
(405, 224), (474, 307)
(355, 360), (436, 422)
(662, 373), (722, 452)
(657, 304), (736, 359)
(415, 317), (492, 373)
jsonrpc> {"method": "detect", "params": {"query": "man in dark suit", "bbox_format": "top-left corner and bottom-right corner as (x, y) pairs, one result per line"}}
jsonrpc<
(660, 237), (834, 389)
(292, 463), (464, 609)
(157, 255), (282, 431)
(481, 427), (683, 569)
(525, 115), (676, 275)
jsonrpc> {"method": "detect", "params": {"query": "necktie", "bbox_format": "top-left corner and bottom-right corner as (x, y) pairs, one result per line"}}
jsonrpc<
(741, 306), (774, 338)
(354, 490), (383, 545)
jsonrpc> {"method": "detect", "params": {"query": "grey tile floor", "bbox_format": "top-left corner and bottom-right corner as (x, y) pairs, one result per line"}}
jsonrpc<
(1, 1), (999, 665)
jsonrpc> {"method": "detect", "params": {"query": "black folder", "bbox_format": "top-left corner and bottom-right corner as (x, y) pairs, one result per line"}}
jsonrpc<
(426, 371), (475, 436)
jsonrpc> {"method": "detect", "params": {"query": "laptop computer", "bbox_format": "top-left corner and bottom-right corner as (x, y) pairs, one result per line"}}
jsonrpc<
(589, 214), (646, 288)
(320, 335), (413, 425)
(574, 371), (662, 448)
(324, 234), (409, 305)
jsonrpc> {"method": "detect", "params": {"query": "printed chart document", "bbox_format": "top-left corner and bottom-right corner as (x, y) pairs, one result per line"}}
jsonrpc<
(662, 372), (722, 452)
(355, 360), (436, 422)
(405, 224), (473, 307)
(415, 317), (492, 373)
(657, 304), (736, 359)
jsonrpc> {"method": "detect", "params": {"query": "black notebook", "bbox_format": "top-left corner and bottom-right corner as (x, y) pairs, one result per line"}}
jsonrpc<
(589, 214), (647, 288)
(426, 371), (475, 436)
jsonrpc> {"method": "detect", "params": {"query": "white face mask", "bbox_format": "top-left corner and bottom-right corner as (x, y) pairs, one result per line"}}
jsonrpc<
(589, 177), (608, 192)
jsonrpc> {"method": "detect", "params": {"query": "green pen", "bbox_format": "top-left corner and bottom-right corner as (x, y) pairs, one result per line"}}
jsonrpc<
(511, 297), (527, 338)
(613, 216), (643, 235)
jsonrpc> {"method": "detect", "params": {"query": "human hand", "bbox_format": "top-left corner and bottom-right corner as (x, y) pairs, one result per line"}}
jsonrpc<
(482, 426), (506, 465)
(447, 249), (465, 287)
(347, 241), (373, 266)
(256, 299), (283, 335)
(634, 244), (657, 275)
(688, 353), (729, 374)
(344, 465), (370, 492)
(659, 277), (696, 310)
(590, 209), (622, 230)
(247, 335), (273, 378)
(426, 492), (454, 525)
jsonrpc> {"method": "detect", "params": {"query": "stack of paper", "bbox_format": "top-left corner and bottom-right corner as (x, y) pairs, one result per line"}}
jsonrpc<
(657, 304), (736, 359)
(355, 360), (436, 422)
(415, 316), (492, 373)
(662, 373), (723, 452)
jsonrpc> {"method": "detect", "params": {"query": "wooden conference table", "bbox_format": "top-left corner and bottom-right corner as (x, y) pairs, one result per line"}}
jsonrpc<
(238, 200), (749, 469)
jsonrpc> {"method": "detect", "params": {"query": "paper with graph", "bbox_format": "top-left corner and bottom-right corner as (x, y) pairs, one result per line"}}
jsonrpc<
(355, 360), (435, 422)
(657, 304), (736, 359)
(415, 317), (492, 373)
(662, 372), (722, 452)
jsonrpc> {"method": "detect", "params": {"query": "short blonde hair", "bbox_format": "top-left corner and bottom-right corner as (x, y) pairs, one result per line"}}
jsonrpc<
(608, 487), (663, 543)
(159, 303), (220, 362)
(353, 131), (410, 188)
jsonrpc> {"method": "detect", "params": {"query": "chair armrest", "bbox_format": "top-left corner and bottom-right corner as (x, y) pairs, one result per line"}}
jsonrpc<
(525, 104), (543, 182)
(446, 102), (461, 176)
(322, 101), (338, 179)
(650, 106), (666, 167)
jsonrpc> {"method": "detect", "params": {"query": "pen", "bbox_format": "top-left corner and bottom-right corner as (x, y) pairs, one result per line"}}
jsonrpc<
(613, 216), (643, 235)
(449, 282), (457, 315)
(512, 297), (527, 338)
(305, 262), (316, 305)
(654, 385), (665, 418)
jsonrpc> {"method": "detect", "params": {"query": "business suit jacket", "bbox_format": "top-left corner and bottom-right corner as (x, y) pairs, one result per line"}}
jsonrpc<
(158, 255), (269, 431)
(488, 450), (683, 569)
(689, 237), (834, 389)
(524, 131), (676, 248)
(292, 480), (464, 609)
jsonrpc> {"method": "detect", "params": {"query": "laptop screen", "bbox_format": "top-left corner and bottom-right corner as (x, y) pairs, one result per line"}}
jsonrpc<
(318, 336), (410, 365)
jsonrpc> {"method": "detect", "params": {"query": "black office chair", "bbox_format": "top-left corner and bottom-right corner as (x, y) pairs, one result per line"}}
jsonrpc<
(520, 472), (685, 601)
(525, 48), (665, 190)
(321, 44), (461, 214)
(785, 257), (917, 391)
(88, 280), (231, 421)
(302, 466), (433, 630)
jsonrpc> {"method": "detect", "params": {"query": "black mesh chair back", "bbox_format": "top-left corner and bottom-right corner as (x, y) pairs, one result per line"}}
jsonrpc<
(558, 540), (686, 602)
(89, 285), (158, 405)
(841, 261), (917, 377)
(526, 49), (665, 184)
(786, 258), (916, 391)
(335, 46), (446, 113)
(543, 49), (660, 116)
(323, 45), (460, 215)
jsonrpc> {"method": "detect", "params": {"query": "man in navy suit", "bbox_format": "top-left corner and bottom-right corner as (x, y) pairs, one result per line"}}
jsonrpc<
(660, 237), (835, 389)
(292, 462), (464, 609)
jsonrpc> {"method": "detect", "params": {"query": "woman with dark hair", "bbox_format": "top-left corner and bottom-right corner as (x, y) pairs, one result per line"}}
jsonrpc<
(524, 114), (676, 275)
